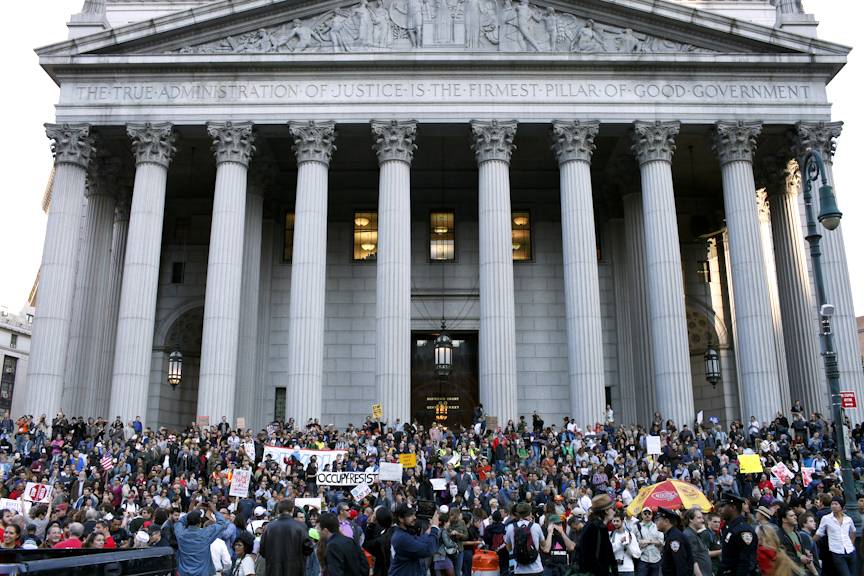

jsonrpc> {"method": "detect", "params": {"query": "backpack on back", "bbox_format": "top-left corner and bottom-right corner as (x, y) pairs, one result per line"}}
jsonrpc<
(513, 522), (538, 565)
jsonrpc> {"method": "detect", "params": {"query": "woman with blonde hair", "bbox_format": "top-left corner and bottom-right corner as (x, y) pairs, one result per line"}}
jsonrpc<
(756, 525), (805, 576)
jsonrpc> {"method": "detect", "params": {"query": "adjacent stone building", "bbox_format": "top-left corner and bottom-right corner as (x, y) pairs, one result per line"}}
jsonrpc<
(19, 0), (863, 431)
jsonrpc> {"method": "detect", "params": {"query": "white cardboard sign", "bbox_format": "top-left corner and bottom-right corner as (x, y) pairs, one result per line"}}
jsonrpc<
(229, 469), (252, 498)
(379, 462), (403, 482)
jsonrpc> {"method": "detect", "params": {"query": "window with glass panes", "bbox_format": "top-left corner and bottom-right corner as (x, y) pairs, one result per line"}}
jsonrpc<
(353, 211), (378, 261)
(430, 211), (455, 261)
(283, 211), (295, 262)
(511, 211), (532, 261)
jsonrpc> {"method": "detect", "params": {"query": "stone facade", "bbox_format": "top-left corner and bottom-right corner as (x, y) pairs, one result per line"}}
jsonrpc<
(19, 0), (861, 430)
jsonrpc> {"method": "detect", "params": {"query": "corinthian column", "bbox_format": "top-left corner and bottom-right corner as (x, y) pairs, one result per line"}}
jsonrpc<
(713, 121), (781, 423)
(285, 121), (336, 423)
(95, 187), (131, 418)
(24, 124), (94, 419)
(631, 121), (693, 428)
(471, 120), (519, 423)
(197, 122), (256, 422)
(64, 155), (120, 416)
(110, 123), (176, 425)
(764, 158), (825, 415)
(372, 120), (417, 424)
(795, 121), (864, 422)
(550, 121), (605, 426)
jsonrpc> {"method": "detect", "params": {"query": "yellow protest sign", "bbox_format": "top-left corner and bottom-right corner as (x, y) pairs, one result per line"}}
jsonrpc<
(372, 403), (383, 420)
(738, 454), (763, 474)
(399, 453), (417, 468)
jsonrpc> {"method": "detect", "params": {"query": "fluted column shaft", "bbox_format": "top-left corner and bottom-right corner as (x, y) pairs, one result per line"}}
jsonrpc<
(631, 121), (693, 428)
(714, 121), (781, 423)
(95, 192), (131, 418)
(64, 157), (119, 416)
(796, 121), (864, 422)
(285, 121), (336, 423)
(234, 174), (265, 426)
(622, 193), (655, 425)
(109, 123), (176, 425)
(372, 120), (417, 424)
(767, 161), (825, 414)
(24, 124), (94, 419)
(472, 120), (518, 423)
(551, 121), (605, 426)
(197, 122), (256, 422)
(609, 219), (637, 424)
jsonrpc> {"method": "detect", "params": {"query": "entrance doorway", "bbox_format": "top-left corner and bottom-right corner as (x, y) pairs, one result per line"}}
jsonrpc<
(411, 331), (479, 429)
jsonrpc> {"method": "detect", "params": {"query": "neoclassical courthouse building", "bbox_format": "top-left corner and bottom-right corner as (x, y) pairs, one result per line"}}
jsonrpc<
(14, 0), (863, 432)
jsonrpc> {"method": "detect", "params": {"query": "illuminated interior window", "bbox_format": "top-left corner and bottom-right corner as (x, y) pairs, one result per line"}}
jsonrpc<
(283, 211), (295, 262)
(275, 387), (286, 422)
(353, 211), (378, 261)
(511, 211), (532, 261)
(430, 211), (455, 261)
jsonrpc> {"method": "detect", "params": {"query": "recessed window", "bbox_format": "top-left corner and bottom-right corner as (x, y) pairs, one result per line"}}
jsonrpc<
(511, 211), (532, 261)
(9, 335), (17, 350)
(171, 262), (185, 284)
(274, 387), (286, 422)
(283, 211), (295, 262)
(430, 211), (455, 261)
(353, 211), (378, 261)
(698, 260), (711, 283)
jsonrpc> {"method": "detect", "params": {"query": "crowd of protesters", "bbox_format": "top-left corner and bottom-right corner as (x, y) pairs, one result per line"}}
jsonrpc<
(0, 401), (862, 576)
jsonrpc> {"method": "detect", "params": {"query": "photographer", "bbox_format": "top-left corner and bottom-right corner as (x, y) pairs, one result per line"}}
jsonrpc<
(173, 503), (229, 576)
(390, 503), (441, 576)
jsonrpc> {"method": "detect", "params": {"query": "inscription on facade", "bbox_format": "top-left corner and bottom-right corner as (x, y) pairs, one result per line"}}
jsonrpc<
(70, 80), (815, 104)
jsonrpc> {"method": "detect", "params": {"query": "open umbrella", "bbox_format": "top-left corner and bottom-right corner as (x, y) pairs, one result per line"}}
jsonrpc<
(625, 479), (712, 517)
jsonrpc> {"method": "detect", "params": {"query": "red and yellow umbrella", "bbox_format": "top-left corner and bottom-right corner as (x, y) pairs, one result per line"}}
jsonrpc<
(625, 480), (712, 517)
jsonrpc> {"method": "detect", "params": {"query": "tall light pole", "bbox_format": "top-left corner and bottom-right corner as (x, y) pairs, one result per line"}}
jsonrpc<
(800, 148), (861, 528)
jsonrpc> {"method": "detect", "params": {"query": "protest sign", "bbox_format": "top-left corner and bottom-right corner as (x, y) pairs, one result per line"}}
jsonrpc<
(430, 478), (447, 491)
(242, 442), (256, 459)
(801, 467), (815, 487)
(738, 454), (763, 474)
(372, 403), (383, 420)
(23, 483), (52, 504)
(351, 482), (372, 501)
(399, 453), (417, 468)
(229, 468), (252, 498)
(316, 471), (379, 486)
(236, 417), (246, 429)
(296, 498), (322, 510)
(450, 484), (458, 496)
(697, 411), (704, 425)
(0, 498), (22, 514)
(646, 436), (662, 455)
(196, 415), (210, 428)
(263, 446), (347, 471)
(486, 416), (498, 430)
(379, 462), (403, 482)
(771, 462), (793, 484)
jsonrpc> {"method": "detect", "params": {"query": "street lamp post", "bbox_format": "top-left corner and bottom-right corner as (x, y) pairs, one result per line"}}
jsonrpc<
(800, 148), (861, 528)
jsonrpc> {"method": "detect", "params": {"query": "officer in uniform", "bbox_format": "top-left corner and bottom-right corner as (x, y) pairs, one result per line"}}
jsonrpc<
(717, 494), (758, 576)
(655, 507), (693, 576)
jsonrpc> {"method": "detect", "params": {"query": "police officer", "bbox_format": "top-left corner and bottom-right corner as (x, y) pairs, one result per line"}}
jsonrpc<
(655, 507), (694, 576)
(717, 494), (758, 576)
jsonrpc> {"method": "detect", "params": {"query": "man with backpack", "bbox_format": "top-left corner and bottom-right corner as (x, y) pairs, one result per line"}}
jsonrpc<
(505, 501), (544, 575)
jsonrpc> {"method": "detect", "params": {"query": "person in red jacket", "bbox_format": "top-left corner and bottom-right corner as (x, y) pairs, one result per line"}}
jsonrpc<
(54, 522), (84, 549)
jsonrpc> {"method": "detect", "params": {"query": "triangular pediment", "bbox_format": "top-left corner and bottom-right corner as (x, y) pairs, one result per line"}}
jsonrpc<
(37, 0), (851, 61)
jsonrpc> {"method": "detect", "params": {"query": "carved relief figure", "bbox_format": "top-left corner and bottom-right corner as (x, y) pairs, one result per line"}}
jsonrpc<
(274, 19), (322, 52)
(615, 27), (641, 52)
(80, 0), (106, 15)
(774, 0), (803, 14)
(543, 7), (559, 51)
(354, 0), (374, 47)
(512, 0), (541, 51)
(370, 1), (392, 47)
(572, 19), (605, 52)
(464, 0), (481, 48)
(405, 0), (425, 46)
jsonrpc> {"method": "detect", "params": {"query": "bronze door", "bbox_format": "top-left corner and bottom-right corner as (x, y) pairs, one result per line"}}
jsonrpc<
(411, 331), (479, 429)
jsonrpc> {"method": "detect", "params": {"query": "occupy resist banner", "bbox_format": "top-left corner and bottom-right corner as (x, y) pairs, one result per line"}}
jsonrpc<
(316, 471), (379, 486)
(263, 446), (347, 471)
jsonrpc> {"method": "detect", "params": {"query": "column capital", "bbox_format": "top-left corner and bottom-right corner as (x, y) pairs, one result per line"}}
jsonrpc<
(208, 121), (256, 167)
(289, 121), (336, 166)
(45, 123), (94, 169)
(631, 121), (679, 165)
(86, 155), (123, 199)
(758, 155), (800, 199)
(115, 187), (132, 222)
(550, 121), (599, 164)
(371, 120), (418, 164)
(794, 121), (843, 163)
(127, 123), (176, 168)
(713, 121), (762, 165)
(471, 120), (517, 164)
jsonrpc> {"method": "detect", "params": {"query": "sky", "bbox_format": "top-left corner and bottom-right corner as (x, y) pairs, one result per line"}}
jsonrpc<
(0, 0), (861, 315)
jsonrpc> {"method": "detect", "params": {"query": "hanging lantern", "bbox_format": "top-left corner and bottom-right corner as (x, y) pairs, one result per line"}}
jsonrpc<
(704, 345), (720, 388)
(433, 321), (453, 380)
(168, 351), (183, 388)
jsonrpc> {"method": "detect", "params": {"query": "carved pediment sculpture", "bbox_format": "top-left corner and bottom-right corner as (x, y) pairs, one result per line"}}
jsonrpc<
(176, 0), (710, 55)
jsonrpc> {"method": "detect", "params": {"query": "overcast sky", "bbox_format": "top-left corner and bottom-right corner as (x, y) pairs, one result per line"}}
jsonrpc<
(0, 0), (861, 316)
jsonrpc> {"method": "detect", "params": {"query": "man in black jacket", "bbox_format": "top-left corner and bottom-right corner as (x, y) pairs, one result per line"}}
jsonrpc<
(259, 499), (315, 576)
(363, 506), (394, 576)
(321, 512), (369, 576)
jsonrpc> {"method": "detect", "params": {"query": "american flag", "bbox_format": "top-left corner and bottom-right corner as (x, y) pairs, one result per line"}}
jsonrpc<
(101, 455), (113, 471)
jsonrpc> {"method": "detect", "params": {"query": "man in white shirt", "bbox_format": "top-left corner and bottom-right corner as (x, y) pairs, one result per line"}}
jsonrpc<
(815, 496), (857, 576)
(504, 501), (544, 575)
(210, 534), (232, 575)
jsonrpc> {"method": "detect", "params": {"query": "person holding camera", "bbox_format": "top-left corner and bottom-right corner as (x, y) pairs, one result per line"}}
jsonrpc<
(174, 503), (229, 576)
(390, 502), (441, 576)
(540, 512), (577, 575)
(610, 512), (641, 576)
